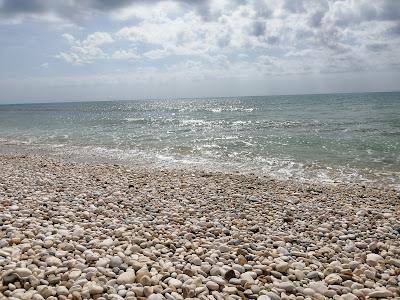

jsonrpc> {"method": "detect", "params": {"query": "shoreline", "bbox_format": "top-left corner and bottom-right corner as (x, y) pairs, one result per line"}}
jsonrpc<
(0, 142), (399, 192)
(0, 153), (399, 300)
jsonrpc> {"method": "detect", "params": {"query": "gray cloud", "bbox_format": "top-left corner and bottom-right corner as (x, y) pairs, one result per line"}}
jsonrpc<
(253, 0), (271, 18)
(309, 10), (326, 27)
(267, 36), (279, 45)
(387, 22), (400, 36)
(0, 0), (211, 21)
(249, 21), (266, 36)
(217, 34), (231, 48)
(333, 0), (400, 27)
(88, 0), (140, 10)
(283, 0), (305, 14)
(2, 0), (400, 27)
(380, 0), (400, 21)
(366, 43), (388, 52)
(1, 0), (45, 14)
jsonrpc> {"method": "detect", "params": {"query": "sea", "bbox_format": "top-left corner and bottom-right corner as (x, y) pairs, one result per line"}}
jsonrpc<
(0, 92), (399, 188)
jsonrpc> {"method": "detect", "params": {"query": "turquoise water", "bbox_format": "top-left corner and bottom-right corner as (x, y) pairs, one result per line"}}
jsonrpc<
(0, 92), (399, 186)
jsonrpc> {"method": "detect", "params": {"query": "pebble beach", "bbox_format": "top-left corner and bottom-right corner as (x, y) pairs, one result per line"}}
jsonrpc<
(0, 154), (399, 300)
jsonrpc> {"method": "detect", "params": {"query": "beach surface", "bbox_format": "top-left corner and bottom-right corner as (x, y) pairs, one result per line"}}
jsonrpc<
(0, 154), (399, 300)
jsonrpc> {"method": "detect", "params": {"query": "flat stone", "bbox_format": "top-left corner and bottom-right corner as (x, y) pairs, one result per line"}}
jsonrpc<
(209, 276), (225, 285)
(87, 283), (103, 295)
(68, 270), (82, 280)
(117, 270), (136, 285)
(223, 286), (238, 294)
(14, 268), (32, 278)
(56, 286), (69, 296)
(277, 281), (295, 293)
(257, 296), (272, 300)
(368, 289), (393, 298)
(168, 278), (182, 289)
(277, 247), (290, 256)
(264, 292), (280, 300)
(206, 281), (220, 291)
(46, 256), (62, 266)
(109, 256), (123, 268)
(325, 273), (343, 285)
(309, 281), (328, 295)
(219, 245), (230, 253)
(275, 262), (289, 273)
(100, 238), (114, 247)
(32, 294), (45, 300)
(148, 294), (163, 300)
(340, 293), (358, 300)
(366, 254), (384, 266)
(241, 272), (256, 284)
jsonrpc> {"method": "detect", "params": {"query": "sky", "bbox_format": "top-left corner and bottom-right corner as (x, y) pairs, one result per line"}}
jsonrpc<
(0, 0), (400, 103)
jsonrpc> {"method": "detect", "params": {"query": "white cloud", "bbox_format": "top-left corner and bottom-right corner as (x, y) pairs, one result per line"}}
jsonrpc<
(143, 49), (171, 60)
(57, 32), (115, 65)
(111, 49), (140, 60)
(110, 1), (182, 21)
(51, 0), (400, 76)
(84, 32), (114, 46)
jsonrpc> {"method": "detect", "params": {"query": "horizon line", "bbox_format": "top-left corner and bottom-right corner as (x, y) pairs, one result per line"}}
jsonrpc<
(1, 89), (399, 106)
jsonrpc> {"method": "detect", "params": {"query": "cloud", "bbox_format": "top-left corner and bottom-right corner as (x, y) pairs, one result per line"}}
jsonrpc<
(249, 21), (266, 36)
(366, 43), (389, 52)
(283, 0), (306, 14)
(111, 49), (140, 60)
(1, 0), (45, 14)
(56, 32), (113, 65)
(5, 0), (397, 77)
(40, 62), (49, 68)
(0, 0), (211, 23)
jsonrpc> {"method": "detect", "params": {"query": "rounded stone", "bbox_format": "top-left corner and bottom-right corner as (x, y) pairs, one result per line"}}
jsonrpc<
(87, 283), (103, 295)
(148, 294), (163, 300)
(109, 256), (123, 268)
(325, 273), (343, 285)
(14, 268), (32, 278)
(366, 254), (384, 266)
(168, 278), (182, 289)
(46, 256), (62, 267)
(206, 281), (220, 291)
(257, 296), (272, 300)
(117, 271), (136, 285)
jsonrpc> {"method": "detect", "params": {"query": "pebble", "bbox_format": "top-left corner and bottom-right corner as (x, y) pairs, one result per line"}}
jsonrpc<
(87, 283), (103, 295)
(325, 273), (343, 285)
(309, 281), (328, 295)
(148, 294), (163, 300)
(257, 296), (271, 300)
(206, 281), (220, 291)
(68, 270), (82, 280)
(168, 278), (182, 289)
(14, 268), (32, 278)
(0, 155), (398, 300)
(275, 262), (289, 273)
(223, 286), (237, 294)
(116, 270), (136, 285)
(366, 253), (384, 266)
(277, 281), (296, 293)
(109, 256), (123, 268)
(368, 289), (394, 298)
(46, 256), (62, 267)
